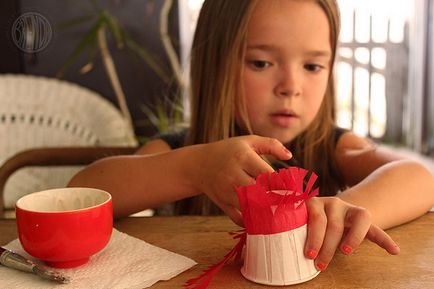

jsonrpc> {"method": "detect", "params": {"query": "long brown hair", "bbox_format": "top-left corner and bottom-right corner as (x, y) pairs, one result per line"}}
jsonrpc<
(188, 1), (255, 144)
(179, 0), (344, 215)
(290, 0), (345, 196)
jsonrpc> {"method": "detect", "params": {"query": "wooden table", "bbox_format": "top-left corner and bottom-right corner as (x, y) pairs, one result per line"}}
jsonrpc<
(1, 214), (433, 289)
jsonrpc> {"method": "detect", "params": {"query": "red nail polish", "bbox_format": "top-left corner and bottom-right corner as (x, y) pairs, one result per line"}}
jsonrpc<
(342, 245), (353, 254)
(307, 249), (317, 259)
(317, 262), (327, 270)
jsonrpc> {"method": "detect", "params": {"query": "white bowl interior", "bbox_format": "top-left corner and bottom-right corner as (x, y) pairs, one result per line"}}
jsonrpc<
(16, 188), (111, 212)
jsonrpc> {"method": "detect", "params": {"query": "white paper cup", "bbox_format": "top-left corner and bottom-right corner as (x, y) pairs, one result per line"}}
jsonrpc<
(241, 224), (320, 286)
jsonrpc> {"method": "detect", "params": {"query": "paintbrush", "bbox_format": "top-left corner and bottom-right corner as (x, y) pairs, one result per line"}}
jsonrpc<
(0, 247), (71, 284)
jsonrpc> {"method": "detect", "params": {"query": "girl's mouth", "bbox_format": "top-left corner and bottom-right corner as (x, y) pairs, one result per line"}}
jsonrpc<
(270, 111), (299, 127)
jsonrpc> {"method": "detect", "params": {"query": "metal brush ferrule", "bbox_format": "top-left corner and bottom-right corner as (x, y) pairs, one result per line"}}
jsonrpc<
(0, 249), (35, 273)
(0, 248), (71, 284)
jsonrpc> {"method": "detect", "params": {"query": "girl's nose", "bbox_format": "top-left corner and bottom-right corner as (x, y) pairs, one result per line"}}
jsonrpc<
(274, 67), (301, 97)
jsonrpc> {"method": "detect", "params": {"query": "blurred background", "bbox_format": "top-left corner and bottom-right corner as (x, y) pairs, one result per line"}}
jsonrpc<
(1, 0), (433, 152)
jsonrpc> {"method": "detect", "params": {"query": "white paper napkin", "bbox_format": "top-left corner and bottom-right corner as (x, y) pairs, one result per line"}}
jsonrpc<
(0, 228), (197, 289)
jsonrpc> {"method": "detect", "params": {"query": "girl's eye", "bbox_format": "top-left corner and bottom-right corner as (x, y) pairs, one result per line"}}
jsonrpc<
(304, 64), (323, 72)
(249, 60), (271, 70)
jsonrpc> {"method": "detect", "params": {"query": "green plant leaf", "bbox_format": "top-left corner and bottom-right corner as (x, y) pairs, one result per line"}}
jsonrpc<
(79, 39), (98, 74)
(140, 103), (161, 129)
(135, 135), (150, 146)
(57, 17), (106, 78)
(101, 10), (124, 49)
(156, 104), (169, 132)
(140, 94), (185, 133)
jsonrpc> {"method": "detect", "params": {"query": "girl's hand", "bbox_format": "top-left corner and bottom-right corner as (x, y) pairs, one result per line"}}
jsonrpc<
(192, 135), (292, 226)
(304, 197), (400, 270)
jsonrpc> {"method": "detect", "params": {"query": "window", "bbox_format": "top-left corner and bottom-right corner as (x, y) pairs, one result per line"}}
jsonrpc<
(335, 0), (411, 143)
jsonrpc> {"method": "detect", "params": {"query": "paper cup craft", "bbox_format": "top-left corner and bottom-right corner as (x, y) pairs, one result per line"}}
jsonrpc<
(236, 167), (320, 286)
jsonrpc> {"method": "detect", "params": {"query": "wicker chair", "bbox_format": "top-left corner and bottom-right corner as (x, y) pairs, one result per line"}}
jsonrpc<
(0, 74), (138, 217)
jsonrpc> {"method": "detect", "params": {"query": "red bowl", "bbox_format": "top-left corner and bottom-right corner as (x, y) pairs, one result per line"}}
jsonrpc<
(15, 187), (113, 268)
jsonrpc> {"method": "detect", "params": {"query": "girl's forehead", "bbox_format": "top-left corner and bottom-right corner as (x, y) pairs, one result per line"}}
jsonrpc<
(249, 0), (326, 25)
(246, 0), (331, 52)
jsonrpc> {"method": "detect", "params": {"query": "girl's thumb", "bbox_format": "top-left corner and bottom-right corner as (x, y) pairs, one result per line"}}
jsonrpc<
(248, 136), (292, 160)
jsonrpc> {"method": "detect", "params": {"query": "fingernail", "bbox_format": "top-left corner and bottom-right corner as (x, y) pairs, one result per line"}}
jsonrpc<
(307, 249), (317, 259)
(283, 147), (292, 156)
(342, 245), (353, 254)
(317, 262), (327, 270)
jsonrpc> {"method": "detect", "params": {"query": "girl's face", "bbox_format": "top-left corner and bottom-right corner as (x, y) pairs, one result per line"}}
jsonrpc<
(243, 0), (332, 143)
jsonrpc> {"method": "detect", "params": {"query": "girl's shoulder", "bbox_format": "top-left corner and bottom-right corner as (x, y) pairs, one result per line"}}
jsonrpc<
(333, 126), (348, 147)
(333, 129), (407, 185)
(333, 130), (379, 185)
(334, 128), (376, 151)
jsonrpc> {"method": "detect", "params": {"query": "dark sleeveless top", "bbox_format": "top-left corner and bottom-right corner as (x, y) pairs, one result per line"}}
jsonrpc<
(153, 128), (347, 215)
(156, 130), (188, 150)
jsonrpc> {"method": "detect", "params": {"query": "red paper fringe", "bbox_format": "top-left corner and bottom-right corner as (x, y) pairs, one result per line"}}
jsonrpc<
(236, 168), (319, 234)
(185, 230), (246, 289)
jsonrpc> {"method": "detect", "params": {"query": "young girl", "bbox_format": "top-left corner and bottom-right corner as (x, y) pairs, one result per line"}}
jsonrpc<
(69, 0), (434, 271)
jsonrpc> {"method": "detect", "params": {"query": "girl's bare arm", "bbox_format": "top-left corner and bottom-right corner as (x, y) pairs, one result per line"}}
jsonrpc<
(68, 135), (292, 220)
(304, 132), (434, 270)
(335, 132), (434, 229)
(68, 141), (202, 218)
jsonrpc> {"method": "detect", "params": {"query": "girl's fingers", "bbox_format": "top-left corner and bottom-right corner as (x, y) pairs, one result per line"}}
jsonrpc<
(221, 204), (244, 227)
(229, 168), (256, 188)
(206, 169), (252, 215)
(212, 196), (244, 227)
(366, 225), (400, 255)
(198, 136), (293, 228)
(302, 197), (399, 272)
(339, 207), (372, 255)
(245, 136), (292, 160)
(231, 137), (283, 179)
(315, 203), (346, 270)
(243, 152), (275, 177)
(226, 170), (255, 208)
(305, 198), (327, 260)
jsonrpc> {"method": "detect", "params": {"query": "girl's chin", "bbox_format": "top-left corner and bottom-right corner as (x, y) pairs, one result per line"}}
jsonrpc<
(278, 136), (296, 145)
(256, 131), (298, 144)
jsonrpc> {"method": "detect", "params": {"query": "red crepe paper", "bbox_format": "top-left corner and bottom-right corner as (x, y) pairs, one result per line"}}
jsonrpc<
(185, 230), (246, 289)
(237, 168), (319, 234)
(185, 167), (319, 289)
